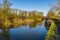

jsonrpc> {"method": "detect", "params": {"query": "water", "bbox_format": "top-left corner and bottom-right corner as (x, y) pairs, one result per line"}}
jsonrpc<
(0, 21), (48, 40)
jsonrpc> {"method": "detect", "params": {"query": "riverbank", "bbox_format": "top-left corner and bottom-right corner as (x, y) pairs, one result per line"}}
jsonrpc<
(0, 18), (44, 29)
(0, 9), (44, 29)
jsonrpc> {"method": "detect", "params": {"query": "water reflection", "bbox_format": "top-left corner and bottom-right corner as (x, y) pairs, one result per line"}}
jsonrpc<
(29, 21), (38, 28)
(29, 21), (43, 28)
(0, 30), (9, 40)
(0, 21), (47, 40)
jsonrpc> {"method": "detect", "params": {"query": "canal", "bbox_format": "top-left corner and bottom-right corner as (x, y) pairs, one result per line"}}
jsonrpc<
(0, 21), (48, 40)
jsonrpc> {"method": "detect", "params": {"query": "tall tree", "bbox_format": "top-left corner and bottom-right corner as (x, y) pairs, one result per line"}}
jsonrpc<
(47, 10), (55, 18)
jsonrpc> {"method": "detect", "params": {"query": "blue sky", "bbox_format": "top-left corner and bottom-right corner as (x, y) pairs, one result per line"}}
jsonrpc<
(0, 0), (57, 15)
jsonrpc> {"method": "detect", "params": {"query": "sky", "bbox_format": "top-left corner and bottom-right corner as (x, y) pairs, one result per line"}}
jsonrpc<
(0, 0), (57, 15)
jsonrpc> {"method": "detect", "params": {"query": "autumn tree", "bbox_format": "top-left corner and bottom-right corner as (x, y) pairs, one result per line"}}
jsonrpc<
(47, 10), (55, 18)
(28, 11), (38, 20)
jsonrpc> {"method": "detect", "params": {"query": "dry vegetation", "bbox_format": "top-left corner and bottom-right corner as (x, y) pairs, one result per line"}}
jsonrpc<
(0, 8), (44, 29)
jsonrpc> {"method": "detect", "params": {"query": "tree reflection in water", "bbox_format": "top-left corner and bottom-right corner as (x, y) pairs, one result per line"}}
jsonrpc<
(29, 21), (37, 28)
(0, 21), (43, 40)
(0, 29), (9, 40)
(29, 21), (43, 28)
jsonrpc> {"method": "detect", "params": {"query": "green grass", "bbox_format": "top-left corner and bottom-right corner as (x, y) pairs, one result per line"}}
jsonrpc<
(45, 20), (56, 40)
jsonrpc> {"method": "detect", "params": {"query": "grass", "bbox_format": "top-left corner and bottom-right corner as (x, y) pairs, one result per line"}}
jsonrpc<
(45, 20), (56, 40)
